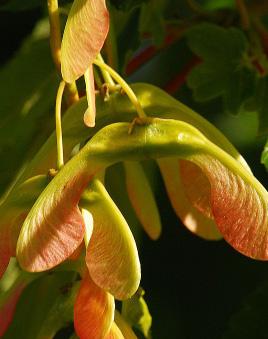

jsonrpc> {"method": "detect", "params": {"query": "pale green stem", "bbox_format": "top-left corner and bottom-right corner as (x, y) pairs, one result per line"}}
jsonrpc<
(55, 81), (66, 170)
(66, 82), (80, 106)
(93, 59), (147, 118)
(96, 54), (115, 86)
(93, 66), (103, 89)
(81, 208), (93, 247)
(47, 0), (61, 72)
(84, 67), (95, 113)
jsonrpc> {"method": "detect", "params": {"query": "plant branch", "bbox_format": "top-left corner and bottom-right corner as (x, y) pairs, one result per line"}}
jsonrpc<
(55, 81), (66, 170)
(236, 0), (250, 30)
(47, 0), (61, 73)
(93, 59), (147, 119)
(47, 0), (79, 105)
(93, 66), (103, 90)
(187, 0), (206, 15)
(96, 54), (115, 86)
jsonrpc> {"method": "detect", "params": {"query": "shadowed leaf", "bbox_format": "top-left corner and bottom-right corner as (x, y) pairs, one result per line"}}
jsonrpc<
(186, 23), (253, 113)
(0, 281), (25, 336)
(122, 288), (152, 338)
(36, 282), (79, 339)
(0, 175), (48, 278)
(114, 310), (138, 339)
(0, 19), (58, 194)
(0, 259), (38, 337)
(110, 0), (147, 11)
(3, 272), (76, 339)
(0, 215), (25, 279)
(124, 161), (161, 240)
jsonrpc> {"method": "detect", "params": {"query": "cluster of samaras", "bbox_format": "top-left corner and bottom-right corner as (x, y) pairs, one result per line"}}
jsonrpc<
(1, 0), (268, 338)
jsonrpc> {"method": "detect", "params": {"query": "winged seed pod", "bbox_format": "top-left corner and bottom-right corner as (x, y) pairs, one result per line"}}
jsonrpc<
(158, 158), (222, 240)
(8, 82), (250, 247)
(61, 0), (109, 127)
(81, 179), (141, 300)
(14, 118), (268, 283)
(124, 161), (162, 240)
(4, 83), (251, 193)
(61, 0), (109, 83)
(74, 272), (115, 339)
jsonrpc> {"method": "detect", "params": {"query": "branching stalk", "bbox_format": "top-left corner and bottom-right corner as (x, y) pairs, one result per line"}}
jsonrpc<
(96, 54), (115, 86)
(93, 66), (103, 90)
(93, 59), (147, 118)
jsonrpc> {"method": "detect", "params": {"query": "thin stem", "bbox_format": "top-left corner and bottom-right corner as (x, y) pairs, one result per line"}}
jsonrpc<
(93, 66), (103, 89)
(84, 67), (94, 110)
(55, 81), (66, 170)
(81, 208), (93, 247)
(187, 0), (204, 14)
(66, 82), (80, 105)
(186, 0), (212, 17)
(47, 0), (79, 105)
(96, 54), (115, 86)
(248, 1), (268, 16)
(236, 0), (250, 30)
(93, 59), (147, 118)
(47, 0), (61, 72)
(83, 66), (96, 127)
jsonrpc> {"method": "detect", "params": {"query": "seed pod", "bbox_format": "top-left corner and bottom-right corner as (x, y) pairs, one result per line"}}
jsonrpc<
(74, 273), (114, 339)
(158, 158), (222, 240)
(82, 179), (141, 300)
(16, 118), (268, 275)
(124, 161), (161, 240)
(61, 0), (109, 83)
